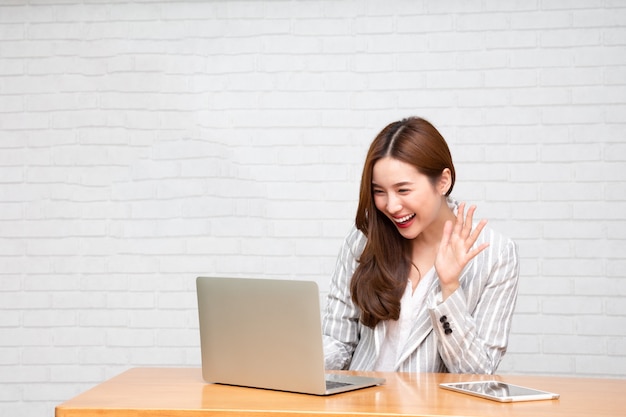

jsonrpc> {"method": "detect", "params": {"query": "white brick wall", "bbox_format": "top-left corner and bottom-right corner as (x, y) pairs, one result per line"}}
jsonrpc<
(1, 0), (625, 415)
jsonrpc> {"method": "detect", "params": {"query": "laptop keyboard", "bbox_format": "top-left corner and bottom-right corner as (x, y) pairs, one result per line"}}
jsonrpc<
(325, 380), (353, 390)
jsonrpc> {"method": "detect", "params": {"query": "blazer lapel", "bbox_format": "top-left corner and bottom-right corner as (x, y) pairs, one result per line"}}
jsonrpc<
(394, 275), (440, 368)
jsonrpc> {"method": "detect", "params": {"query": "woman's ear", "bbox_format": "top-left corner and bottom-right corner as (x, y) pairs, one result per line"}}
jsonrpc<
(439, 168), (452, 195)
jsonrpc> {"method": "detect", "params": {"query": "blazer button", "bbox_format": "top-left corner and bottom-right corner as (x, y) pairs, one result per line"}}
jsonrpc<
(443, 322), (450, 329)
(445, 328), (453, 335)
(439, 315), (447, 323)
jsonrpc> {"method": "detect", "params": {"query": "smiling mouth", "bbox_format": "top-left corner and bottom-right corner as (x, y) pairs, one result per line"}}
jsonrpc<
(393, 213), (415, 224)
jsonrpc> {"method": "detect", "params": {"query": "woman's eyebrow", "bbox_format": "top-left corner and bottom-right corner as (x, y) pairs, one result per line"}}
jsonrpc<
(371, 181), (414, 187)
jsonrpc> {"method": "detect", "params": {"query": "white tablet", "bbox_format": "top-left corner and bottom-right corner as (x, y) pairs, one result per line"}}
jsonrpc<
(440, 380), (560, 403)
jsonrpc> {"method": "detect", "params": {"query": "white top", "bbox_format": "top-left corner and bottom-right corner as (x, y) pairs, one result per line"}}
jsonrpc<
(374, 267), (436, 372)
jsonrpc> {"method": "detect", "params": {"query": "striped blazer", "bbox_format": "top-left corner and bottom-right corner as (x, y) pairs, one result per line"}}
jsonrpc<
(322, 212), (519, 374)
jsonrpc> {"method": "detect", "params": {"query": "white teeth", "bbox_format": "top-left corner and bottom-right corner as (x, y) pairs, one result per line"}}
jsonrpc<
(394, 214), (415, 223)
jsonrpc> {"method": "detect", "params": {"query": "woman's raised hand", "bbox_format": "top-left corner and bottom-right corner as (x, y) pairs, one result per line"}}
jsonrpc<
(435, 202), (489, 300)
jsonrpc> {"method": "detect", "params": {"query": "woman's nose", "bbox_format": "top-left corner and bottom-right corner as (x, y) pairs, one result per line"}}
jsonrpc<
(386, 194), (402, 213)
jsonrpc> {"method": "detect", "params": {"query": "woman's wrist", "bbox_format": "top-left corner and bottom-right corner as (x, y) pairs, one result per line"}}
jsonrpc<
(440, 282), (460, 301)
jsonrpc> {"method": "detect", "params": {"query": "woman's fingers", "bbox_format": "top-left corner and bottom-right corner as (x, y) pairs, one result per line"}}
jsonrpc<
(452, 203), (488, 253)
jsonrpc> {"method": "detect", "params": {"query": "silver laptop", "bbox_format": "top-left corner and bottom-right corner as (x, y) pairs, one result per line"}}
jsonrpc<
(196, 276), (385, 395)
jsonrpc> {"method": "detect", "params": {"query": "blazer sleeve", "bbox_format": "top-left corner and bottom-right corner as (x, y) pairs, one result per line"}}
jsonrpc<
(322, 227), (364, 370)
(427, 232), (520, 374)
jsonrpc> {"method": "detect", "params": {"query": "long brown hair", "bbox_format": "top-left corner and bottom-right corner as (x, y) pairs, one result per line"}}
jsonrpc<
(350, 117), (456, 328)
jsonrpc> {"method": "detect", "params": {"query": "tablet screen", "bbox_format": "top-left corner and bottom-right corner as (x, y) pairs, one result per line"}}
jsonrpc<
(440, 381), (560, 402)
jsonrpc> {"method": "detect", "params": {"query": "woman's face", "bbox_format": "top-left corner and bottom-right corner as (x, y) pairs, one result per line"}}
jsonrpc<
(372, 156), (446, 241)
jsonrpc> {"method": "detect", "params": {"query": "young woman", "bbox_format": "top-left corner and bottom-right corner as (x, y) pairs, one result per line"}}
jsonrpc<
(322, 117), (519, 374)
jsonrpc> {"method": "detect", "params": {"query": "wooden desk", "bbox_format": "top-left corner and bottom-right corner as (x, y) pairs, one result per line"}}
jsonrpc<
(55, 367), (624, 417)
